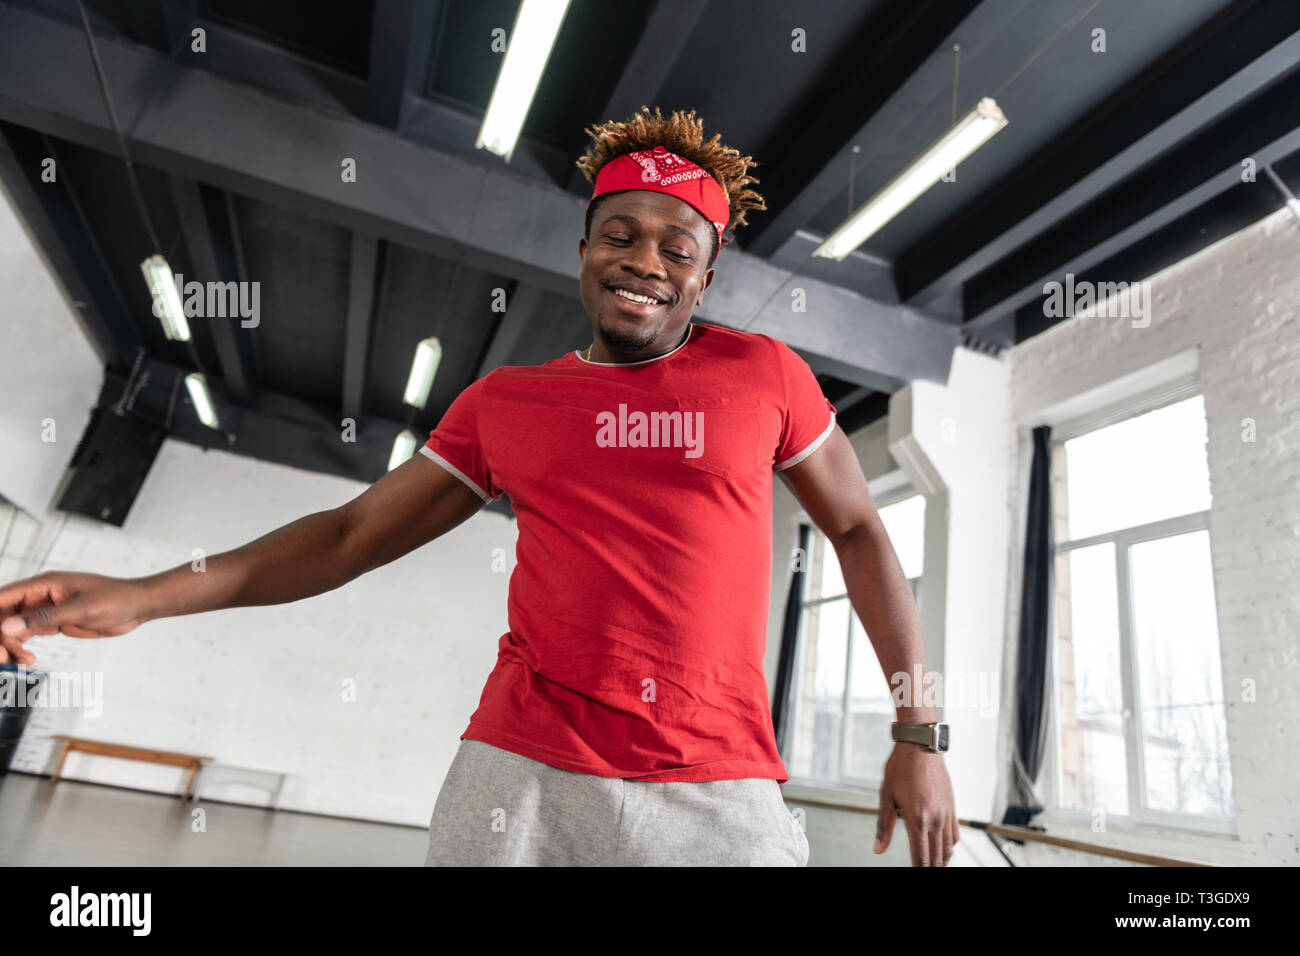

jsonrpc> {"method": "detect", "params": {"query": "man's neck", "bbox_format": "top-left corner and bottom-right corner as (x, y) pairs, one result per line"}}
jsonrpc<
(589, 323), (691, 364)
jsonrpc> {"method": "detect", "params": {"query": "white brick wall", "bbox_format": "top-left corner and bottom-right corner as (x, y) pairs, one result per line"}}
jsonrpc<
(1006, 206), (1300, 866)
(770, 206), (1299, 866)
(0, 171), (517, 829)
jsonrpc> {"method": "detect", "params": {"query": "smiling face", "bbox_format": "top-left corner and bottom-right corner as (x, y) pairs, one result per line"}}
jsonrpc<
(578, 190), (717, 360)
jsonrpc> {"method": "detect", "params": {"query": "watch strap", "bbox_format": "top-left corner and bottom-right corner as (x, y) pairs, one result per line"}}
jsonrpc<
(892, 722), (934, 749)
(891, 721), (948, 752)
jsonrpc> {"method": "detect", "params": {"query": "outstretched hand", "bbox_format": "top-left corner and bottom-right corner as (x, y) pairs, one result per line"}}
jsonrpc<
(874, 742), (959, 866)
(0, 572), (152, 667)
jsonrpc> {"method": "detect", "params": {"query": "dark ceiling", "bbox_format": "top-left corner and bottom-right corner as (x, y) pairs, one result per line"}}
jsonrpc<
(1, 0), (1298, 513)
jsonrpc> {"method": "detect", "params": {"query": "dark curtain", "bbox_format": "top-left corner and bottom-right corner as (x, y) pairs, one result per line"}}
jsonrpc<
(771, 523), (812, 755)
(1002, 425), (1054, 827)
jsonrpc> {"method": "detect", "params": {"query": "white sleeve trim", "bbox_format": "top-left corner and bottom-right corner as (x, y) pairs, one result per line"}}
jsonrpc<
(419, 446), (495, 502)
(773, 412), (836, 472)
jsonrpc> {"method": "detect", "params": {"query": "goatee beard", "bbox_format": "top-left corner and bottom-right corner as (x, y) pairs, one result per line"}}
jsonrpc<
(596, 319), (659, 353)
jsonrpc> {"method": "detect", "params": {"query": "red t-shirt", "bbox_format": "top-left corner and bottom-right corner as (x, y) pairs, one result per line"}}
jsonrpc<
(421, 321), (837, 782)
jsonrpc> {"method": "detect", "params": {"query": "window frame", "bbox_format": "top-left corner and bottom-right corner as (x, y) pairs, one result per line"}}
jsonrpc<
(1042, 388), (1236, 836)
(785, 485), (923, 789)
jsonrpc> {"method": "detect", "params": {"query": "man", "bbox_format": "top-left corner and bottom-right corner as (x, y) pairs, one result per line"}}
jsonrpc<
(0, 107), (956, 867)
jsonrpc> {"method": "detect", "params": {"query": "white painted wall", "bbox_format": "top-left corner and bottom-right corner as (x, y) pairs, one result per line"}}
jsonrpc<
(1, 175), (516, 828)
(0, 179), (101, 522)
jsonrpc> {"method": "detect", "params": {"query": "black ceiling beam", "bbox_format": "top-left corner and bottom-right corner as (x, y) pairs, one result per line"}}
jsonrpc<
(342, 234), (381, 423)
(836, 391), (892, 436)
(175, 17), (370, 116)
(739, 0), (992, 258)
(0, 4), (957, 390)
(824, 384), (893, 437)
(99, 356), (513, 517)
(0, 119), (140, 372)
(364, 0), (438, 130)
(801, 352), (902, 395)
(960, 313), (1014, 351)
(964, 64), (1300, 330)
(1012, 175), (1284, 345)
(157, 4), (572, 185)
(765, 230), (926, 310)
(898, 4), (1300, 309)
(563, 0), (708, 193)
(400, 95), (570, 186)
(119, 0), (197, 56)
(167, 177), (260, 405)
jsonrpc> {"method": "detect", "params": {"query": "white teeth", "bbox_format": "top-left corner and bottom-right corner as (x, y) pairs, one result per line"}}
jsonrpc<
(613, 287), (658, 305)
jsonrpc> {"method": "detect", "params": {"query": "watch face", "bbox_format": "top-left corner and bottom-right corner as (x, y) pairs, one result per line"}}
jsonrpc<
(937, 724), (949, 751)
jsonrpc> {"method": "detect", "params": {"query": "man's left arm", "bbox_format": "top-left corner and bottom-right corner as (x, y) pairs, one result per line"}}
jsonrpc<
(778, 424), (959, 867)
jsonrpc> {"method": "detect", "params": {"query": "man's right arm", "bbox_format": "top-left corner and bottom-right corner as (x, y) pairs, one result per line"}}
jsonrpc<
(147, 450), (487, 615)
(0, 452), (486, 661)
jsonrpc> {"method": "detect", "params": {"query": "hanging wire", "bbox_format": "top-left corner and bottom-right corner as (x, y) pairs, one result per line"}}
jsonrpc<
(847, 145), (860, 216)
(737, 0), (1107, 332)
(951, 43), (961, 125)
(398, 165), (491, 439)
(988, 0), (1106, 100)
(946, 44), (961, 183)
(75, 0), (237, 444)
(75, 0), (160, 253)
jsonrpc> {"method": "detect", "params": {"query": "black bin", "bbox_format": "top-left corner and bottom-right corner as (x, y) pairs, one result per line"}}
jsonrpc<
(0, 665), (45, 774)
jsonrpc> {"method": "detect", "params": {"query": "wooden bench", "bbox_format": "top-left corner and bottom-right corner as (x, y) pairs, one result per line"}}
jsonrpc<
(49, 735), (213, 799)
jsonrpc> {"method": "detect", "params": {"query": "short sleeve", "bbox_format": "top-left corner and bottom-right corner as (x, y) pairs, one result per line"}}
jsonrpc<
(420, 375), (502, 501)
(772, 340), (837, 471)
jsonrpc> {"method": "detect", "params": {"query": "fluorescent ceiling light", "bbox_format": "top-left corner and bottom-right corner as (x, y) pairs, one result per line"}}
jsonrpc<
(140, 254), (191, 342)
(184, 372), (219, 429)
(403, 337), (443, 409)
(813, 97), (1009, 261)
(476, 0), (572, 161)
(388, 429), (418, 472)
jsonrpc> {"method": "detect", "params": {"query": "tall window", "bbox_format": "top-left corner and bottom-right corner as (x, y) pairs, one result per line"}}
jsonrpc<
(1051, 393), (1235, 832)
(0, 495), (41, 586)
(785, 491), (925, 785)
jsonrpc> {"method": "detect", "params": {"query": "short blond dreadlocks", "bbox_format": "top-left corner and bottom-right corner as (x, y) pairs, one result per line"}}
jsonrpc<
(576, 106), (766, 258)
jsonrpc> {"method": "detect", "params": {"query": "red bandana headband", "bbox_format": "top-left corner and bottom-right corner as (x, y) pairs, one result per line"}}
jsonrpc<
(587, 145), (730, 251)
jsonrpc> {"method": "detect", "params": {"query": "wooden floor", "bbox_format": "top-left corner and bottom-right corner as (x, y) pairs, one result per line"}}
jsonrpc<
(0, 772), (429, 866)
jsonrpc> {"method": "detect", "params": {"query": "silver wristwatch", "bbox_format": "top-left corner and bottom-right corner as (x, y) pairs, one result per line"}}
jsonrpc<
(891, 721), (949, 753)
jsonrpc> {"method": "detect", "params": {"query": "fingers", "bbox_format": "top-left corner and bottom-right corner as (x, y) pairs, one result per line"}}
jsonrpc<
(906, 811), (926, 867)
(6, 602), (62, 638)
(1, 577), (56, 647)
(1, 612), (37, 666)
(0, 631), (35, 667)
(905, 813), (959, 867)
(3, 597), (90, 640)
(918, 815), (957, 866)
(874, 783), (895, 854)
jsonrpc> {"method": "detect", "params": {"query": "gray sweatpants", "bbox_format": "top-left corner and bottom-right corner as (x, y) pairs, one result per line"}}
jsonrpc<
(425, 738), (810, 866)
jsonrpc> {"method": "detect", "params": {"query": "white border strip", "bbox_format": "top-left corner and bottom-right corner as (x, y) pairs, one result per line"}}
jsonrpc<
(774, 412), (837, 471)
(419, 446), (494, 502)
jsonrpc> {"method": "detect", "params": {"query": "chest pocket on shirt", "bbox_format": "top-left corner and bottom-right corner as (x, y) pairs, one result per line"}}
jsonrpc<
(675, 395), (766, 479)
